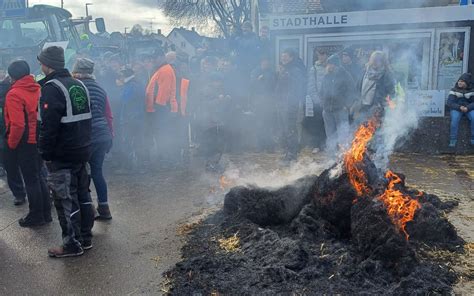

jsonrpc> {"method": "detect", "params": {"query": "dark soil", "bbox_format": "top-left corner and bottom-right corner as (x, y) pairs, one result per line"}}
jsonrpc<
(166, 166), (465, 295)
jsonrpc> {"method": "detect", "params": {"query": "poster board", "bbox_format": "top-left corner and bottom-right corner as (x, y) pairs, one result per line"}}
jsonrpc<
(407, 90), (446, 117)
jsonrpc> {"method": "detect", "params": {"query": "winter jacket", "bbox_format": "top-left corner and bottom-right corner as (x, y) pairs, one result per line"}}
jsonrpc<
(320, 67), (355, 112)
(145, 63), (177, 113)
(357, 68), (395, 108)
(447, 73), (474, 112)
(343, 62), (363, 85)
(276, 59), (307, 108)
(38, 69), (92, 163)
(307, 61), (327, 106)
(4, 75), (41, 149)
(79, 78), (114, 144)
(119, 76), (145, 125)
(250, 67), (276, 97)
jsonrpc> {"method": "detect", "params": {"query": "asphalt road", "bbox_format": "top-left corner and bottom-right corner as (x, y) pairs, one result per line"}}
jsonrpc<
(0, 153), (472, 295)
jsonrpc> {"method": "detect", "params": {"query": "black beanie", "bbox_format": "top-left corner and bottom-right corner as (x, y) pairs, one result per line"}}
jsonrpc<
(38, 46), (65, 70)
(8, 60), (30, 80)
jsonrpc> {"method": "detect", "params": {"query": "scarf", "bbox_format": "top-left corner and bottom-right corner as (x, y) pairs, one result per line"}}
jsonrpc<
(361, 66), (384, 106)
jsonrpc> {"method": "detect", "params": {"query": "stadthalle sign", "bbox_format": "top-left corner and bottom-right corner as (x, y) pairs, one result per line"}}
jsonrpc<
(267, 6), (474, 30)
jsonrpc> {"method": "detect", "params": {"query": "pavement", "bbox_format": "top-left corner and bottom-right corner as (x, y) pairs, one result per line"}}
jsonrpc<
(0, 152), (472, 295)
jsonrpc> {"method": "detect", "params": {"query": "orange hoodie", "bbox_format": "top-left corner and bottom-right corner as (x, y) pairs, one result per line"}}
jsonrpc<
(145, 64), (177, 113)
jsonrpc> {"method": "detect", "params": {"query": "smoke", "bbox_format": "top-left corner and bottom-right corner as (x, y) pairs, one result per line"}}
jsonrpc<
(373, 90), (420, 170)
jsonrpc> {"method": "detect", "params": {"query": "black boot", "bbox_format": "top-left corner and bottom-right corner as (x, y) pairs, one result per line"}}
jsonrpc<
(19, 214), (45, 228)
(96, 204), (112, 220)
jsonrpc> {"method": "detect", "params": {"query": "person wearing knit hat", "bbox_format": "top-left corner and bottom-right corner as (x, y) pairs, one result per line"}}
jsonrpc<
(72, 57), (114, 221)
(37, 46), (65, 71)
(37, 46), (95, 257)
(7, 60), (30, 81)
(341, 47), (363, 84)
(320, 52), (356, 155)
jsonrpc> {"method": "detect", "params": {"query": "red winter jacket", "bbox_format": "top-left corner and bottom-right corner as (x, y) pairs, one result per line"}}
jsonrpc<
(4, 75), (41, 149)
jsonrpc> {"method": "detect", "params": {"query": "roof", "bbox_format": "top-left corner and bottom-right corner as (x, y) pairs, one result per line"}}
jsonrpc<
(258, 0), (322, 14)
(167, 28), (203, 48)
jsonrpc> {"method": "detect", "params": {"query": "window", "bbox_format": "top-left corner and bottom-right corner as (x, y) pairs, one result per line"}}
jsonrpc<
(181, 41), (186, 48)
(0, 19), (49, 47)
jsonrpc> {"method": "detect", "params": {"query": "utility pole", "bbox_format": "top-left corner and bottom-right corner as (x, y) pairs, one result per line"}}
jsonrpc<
(61, 0), (64, 8)
(148, 17), (156, 32)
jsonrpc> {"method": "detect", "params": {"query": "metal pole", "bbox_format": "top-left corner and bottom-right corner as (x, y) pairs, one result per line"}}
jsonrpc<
(61, 0), (64, 8)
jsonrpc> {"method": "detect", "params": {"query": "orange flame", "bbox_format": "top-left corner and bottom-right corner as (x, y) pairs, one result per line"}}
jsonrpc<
(386, 95), (396, 110)
(219, 176), (233, 190)
(344, 118), (379, 196)
(377, 171), (421, 240)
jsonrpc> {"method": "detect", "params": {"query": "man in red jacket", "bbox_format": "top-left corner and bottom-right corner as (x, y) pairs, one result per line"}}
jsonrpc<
(4, 60), (51, 227)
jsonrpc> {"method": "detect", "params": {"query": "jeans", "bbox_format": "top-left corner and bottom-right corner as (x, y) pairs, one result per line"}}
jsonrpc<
(47, 162), (94, 248)
(322, 109), (350, 152)
(89, 140), (111, 204)
(4, 143), (51, 221)
(450, 110), (474, 141)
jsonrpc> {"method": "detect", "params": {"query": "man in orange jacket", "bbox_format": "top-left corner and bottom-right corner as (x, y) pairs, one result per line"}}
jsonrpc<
(4, 60), (51, 227)
(145, 48), (177, 165)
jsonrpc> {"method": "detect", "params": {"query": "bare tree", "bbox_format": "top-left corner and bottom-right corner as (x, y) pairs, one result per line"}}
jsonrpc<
(160, 0), (251, 38)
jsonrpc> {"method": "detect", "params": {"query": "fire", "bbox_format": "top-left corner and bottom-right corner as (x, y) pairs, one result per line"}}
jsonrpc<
(385, 95), (396, 110)
(378, 171), (421, 240)
(219, 176), (233, 190)
(344, 118), (379, 196)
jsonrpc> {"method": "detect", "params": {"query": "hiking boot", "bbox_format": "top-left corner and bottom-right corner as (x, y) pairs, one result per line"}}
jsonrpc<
(14, 196), (26, 206)
(96, 204), (112, 220)
(448, 140), (457, 148)
(19, 215), (45, 228)
(48, 245), (84, 258)
(81, 240), (93, 251)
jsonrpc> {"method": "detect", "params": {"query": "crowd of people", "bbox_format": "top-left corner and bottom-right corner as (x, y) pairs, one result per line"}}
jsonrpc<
(0, 21), (473, 258)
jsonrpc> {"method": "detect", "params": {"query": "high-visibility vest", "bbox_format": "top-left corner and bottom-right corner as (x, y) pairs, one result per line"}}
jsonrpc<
(38, 79), (92, 123)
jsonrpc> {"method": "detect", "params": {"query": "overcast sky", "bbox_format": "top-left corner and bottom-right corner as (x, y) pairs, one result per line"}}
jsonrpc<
(29, 0), (171, 34)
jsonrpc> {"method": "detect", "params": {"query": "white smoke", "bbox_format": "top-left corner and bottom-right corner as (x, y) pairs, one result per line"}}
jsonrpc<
(373, 89), (420, 169)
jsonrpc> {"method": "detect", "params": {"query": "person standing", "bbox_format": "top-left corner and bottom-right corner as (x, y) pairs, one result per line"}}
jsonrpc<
(250, 57), (277, 152)
(341, 48), (363, 84)
(37, 46), (94, 257)
(276, 49), (307, 163)
(447, 73), (474, 148)
(145, 48), (177, 167)
(72, 58), (114, 220)
(118, 67), (146, 170)
(352, 51), (395, 122)
(320, 55), (355, 153)
(4, 60), (51, 227)
(307, 48), (329, 153)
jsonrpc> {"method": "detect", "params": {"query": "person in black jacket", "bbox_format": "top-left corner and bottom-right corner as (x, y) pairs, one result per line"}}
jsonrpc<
(276, 48), (307, 163)
(37, 46), (94, 258)
(320, 55), (355, 153)
(446, 73), (474, 147)
(73, 58), (114, 220)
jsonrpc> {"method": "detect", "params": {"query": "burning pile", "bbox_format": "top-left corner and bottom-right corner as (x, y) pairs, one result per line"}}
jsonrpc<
(165, 117), (465, 295)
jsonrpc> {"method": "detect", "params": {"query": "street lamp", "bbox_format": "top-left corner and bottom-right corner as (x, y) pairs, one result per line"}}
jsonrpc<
(85, 3), (93, 17)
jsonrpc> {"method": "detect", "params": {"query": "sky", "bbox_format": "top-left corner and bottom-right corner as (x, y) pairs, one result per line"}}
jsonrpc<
(29, 0), (172, 34)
